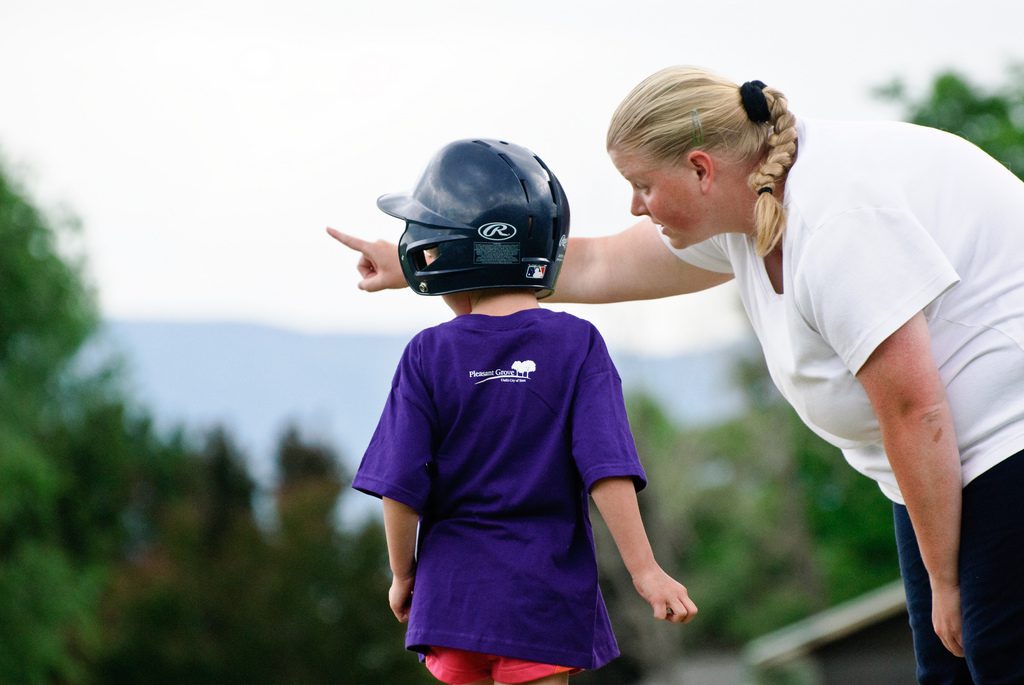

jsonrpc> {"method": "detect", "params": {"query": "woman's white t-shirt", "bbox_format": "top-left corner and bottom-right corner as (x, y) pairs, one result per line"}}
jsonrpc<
(668, 119), (1024, 503)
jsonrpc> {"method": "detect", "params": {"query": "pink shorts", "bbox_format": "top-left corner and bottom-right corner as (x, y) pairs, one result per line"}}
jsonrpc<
(425, 646), (580, 684)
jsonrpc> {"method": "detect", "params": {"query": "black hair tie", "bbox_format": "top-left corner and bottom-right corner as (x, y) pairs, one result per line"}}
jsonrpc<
(740, 80), (771, 123)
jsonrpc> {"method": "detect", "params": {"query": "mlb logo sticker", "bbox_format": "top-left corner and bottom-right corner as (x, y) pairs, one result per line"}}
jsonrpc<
(525, 264), (547, 279)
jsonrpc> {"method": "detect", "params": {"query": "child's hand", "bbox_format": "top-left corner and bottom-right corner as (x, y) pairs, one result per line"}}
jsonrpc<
(326, 228), (405, 291)
(632, 565), (698, 624)
(389, 571), (415, 623)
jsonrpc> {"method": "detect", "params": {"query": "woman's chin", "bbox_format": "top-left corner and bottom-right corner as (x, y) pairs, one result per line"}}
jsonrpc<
(660, 228), (691, 250)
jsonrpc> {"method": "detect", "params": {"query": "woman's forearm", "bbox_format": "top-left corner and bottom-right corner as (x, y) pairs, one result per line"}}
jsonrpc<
(857, 314), (962, 588)
(883, 404), (962, 587)
(879, 397), (963, 657)
(547, 220), (731, 304)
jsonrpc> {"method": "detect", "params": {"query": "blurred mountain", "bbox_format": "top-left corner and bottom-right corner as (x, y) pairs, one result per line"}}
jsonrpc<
(92, 320), (748, 486)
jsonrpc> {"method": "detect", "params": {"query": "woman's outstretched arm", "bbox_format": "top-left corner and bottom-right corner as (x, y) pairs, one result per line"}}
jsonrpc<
(327, 219), (730, 302)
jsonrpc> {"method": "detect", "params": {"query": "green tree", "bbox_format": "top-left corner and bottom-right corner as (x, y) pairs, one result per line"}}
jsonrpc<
(96, 428), (276, 685)
(730, 355), (898, 609)
(95, 426), (432, 685)
(0, 158), (117, 684)
(0, 156), (241, 685)
(636, 382), (837, 648)
(265, 426), (427, 684)
(878, 66), (1024, 176)
(601, 356), (898, 662)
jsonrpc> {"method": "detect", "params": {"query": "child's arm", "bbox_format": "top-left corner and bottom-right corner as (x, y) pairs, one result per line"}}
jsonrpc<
(590, 477), (698, 624)
(382, 497), (419, 622)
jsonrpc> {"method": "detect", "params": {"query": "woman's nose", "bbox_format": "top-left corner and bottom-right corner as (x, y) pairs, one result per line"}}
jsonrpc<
(630, 193), (647, 217)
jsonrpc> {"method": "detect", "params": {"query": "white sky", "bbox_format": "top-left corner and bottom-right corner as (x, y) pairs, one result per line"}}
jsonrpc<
(3, 0), (1022, 356)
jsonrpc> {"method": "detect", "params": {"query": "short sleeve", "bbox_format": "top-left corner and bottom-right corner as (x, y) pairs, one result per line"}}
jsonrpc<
(661, 231), (735, 274)
(570, 327), (647, 493)
(792, 207), (960, 373)
(352, 339), (436, 513)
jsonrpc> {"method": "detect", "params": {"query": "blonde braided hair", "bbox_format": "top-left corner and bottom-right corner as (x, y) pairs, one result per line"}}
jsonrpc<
(607, 66), (798, 255)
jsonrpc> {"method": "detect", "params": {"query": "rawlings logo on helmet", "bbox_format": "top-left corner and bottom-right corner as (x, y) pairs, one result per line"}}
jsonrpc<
(477, 222), (517, 241)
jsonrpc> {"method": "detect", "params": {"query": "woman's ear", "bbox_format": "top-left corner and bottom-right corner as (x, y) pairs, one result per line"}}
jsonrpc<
(687, 150), (714, 189)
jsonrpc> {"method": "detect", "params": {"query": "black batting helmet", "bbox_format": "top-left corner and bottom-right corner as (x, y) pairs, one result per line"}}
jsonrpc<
(377, 138), (570, 297)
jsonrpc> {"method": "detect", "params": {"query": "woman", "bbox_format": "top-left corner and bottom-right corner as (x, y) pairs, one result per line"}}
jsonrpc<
(329, 66), (1024, 684)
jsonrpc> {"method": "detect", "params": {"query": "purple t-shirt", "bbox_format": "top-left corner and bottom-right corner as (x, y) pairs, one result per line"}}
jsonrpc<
(352, 308), (646, 670)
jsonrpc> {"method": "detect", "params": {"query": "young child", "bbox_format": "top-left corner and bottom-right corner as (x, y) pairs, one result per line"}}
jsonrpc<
(350, 138), (697, 685)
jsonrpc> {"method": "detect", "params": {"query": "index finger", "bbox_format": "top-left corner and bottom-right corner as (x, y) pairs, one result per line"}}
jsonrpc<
(326, 227), (369, 251)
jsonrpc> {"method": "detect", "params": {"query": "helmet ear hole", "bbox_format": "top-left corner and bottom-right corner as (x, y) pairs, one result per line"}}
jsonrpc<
(409, 244), (439, 271)
(410, 248), (428, 272)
